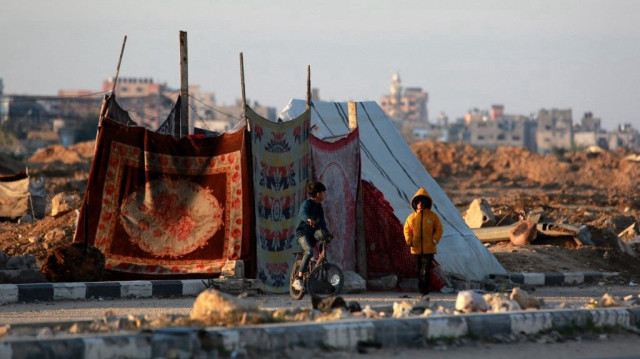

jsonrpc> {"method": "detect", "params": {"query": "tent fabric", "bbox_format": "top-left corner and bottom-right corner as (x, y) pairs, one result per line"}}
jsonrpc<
(280, 100), (506, 281)
(101, 93), (137, 126)
(73, 117), (254, 278)
(361, 180), (415, 278)
(156, 95), (182, 135)
(247, 106), (311, 293)
(310, 129), (360, 272)
(362, 180), (445, 291)
(0, 171), (29, 218)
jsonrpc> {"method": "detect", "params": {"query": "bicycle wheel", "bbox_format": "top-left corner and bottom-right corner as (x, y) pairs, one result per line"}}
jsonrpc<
(289, 259), (305, 300)
(307, 262), (344, 298)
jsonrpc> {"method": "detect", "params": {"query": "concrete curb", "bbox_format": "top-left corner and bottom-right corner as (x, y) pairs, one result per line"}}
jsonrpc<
(1, 307), (639, 358)
(0, 280), (208, 304)
(0, 271), (621, 305)
(507, 272), (619, 286)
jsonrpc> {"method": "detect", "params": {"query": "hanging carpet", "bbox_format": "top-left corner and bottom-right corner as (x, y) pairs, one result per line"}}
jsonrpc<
(310, 129), (360, 272)
(74, 116), (253, 278)
(247, 106), (310, 293)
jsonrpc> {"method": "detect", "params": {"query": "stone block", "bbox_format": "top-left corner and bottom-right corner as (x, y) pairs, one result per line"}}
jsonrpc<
(367, 275), (398, 291)
(463, 198), (496, 229)
(342, 270), (366, 294)
(220, 260), (244, 279)
(51, 192), (81, 217)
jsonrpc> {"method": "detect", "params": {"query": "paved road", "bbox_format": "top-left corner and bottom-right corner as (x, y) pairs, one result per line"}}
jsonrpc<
(1, 284), (638, 324)
(287, 334), (640, 359)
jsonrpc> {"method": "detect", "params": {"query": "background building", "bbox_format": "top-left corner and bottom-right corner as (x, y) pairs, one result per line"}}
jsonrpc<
(465, 105), (536, 151)
(535, 108), (573, 154)
(380, 73), (429, 132)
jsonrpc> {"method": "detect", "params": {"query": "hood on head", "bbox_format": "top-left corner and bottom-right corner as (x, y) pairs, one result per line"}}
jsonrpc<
(411, 187), (432, 211)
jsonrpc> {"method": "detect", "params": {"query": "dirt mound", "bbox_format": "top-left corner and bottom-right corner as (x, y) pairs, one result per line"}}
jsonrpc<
(0, 211), (77, 263)
(41, 242), (105, 282)
(29, 146), (82, 164)
(413, 141), (640, 193)
(413, 141), (640, 210)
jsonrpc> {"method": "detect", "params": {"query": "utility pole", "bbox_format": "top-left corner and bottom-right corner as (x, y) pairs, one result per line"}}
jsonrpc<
(179, 31), (189, 137)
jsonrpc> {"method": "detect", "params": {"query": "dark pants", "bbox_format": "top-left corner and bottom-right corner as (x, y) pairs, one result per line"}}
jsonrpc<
(414, 254), (434, 295)
(298, 229), (324, 275)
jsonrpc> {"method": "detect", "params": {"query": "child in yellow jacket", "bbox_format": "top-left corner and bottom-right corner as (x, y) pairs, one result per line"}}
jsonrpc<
(403, 187), (443, 295)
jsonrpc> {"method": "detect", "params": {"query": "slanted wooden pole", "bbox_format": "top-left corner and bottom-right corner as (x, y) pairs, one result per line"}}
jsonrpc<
(179, 31), (189, 137)
(349, 102), (367, 278)
(348, 102), (358, 131)
(306, 65), (311, 109)
(111, 35), (127, 93)
(240, 52), (247, 125)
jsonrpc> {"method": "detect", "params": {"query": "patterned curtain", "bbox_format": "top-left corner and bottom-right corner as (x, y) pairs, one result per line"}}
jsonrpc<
(74, 117), (253, 278)
(247, 106), (310, 293)
(310, 129), (360, 272)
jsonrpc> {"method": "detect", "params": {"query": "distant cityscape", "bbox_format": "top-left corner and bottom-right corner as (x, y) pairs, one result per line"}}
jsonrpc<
(0, 74), (638, 156)
(379, 73), (639, 153)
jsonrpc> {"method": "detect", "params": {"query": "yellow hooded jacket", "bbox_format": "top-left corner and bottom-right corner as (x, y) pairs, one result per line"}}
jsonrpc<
(403, 188), (443, 255)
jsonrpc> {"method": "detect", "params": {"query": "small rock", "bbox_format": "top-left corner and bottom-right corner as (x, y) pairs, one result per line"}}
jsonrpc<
(343, 271), (366, 293)
(484, 293), (521, 312)
(392, 301), (413, 318)
(51, 192), (81, 217)
(510, 287), (541, 309)
(587, 293), (620, 308)
(312, 296), (346, 313)
(361, 305), (378, 318)
(28, 236), (41, 244)
(455, 290), (489, 313)
(68, 323), (81, 334)
(190, 288), (258, 325)
(367, 275), (398, 291)
(463, 198), (496, 228)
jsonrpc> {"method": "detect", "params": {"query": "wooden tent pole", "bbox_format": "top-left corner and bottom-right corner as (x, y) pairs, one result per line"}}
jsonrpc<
(306, 65), (311, 109)
(349, 102), (367, 279)
(85, 35), (128, 246)
(179, 31), (189, 137)
(111, 35), (127, 93)
(240, 52), (247, 125)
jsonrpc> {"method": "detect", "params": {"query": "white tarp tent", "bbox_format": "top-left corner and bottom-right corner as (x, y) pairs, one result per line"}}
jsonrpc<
(280, 100), (506, 281)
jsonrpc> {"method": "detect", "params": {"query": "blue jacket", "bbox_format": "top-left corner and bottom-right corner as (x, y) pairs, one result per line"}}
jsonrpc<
(296, 199), (328, 238)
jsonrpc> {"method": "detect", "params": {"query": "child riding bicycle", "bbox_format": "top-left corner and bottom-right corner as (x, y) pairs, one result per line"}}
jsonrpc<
(292, 181), (333, 292)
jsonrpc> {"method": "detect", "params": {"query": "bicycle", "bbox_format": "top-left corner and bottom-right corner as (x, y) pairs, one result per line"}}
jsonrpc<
(289, 234), (344, 300)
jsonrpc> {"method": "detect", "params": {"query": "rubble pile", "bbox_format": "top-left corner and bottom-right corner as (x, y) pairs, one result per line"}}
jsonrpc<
(2, 288), (640, 341)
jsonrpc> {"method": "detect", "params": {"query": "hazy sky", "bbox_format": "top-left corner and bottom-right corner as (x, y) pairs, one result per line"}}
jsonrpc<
(2, 0), (639, 130)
